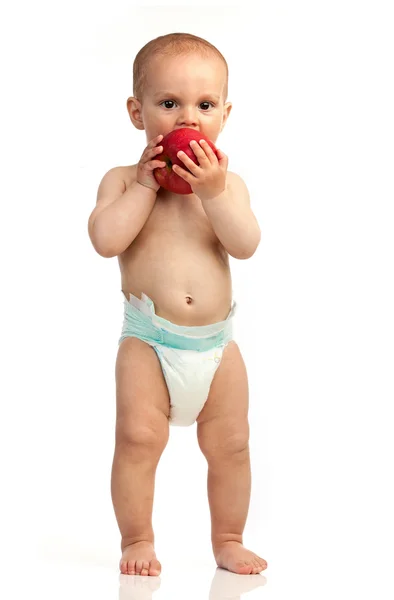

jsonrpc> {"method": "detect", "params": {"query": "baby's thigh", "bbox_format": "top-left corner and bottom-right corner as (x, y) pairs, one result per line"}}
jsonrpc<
(115, 337), (170, 449)
(197, 341), (249, 458)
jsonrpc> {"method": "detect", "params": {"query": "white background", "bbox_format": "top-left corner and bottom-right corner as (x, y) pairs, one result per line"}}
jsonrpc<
(1, 1), (393, 598)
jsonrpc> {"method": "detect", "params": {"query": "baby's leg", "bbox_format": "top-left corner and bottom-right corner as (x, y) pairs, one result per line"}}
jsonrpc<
(196, 341), (267, 574)
(111, 337), (170, 576)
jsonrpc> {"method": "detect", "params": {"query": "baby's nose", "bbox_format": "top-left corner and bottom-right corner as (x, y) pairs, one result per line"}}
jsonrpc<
(177, 106), (198, 127)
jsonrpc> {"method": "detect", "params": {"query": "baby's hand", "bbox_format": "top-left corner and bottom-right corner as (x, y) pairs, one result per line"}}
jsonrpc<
(137, 135), (166, 192)
(172, 139), (228, 202)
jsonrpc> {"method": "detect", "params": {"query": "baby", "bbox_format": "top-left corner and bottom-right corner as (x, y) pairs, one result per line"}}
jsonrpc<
(88, 32), (267, 577)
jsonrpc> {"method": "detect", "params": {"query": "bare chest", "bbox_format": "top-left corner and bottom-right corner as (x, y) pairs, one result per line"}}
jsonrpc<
(121, 164), (222, 252)
(117, 166), (231, 324)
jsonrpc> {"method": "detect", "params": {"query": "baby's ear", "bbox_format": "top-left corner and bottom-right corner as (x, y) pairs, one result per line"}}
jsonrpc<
(126, 97), (145, 130)
(220, 102), (232, 132)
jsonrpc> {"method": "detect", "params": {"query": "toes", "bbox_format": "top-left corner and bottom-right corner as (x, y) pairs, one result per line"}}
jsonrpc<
(119, 560), (127, 574)
(121, 556), (161, 577)
(252, 559), (261, 573)
(135, 560), (144, 575)
(149, 559), (161, 576)
(256, 558), (267, 571)
(259, 557), (268, 570)
(236, 561), (253, 574)
(237, 558), (266, 575)
(141, 560), (150, 576)
(127, 560), (136, 575)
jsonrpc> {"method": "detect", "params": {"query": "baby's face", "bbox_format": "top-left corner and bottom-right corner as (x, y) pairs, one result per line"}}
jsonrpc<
(137, 53), (231, 143)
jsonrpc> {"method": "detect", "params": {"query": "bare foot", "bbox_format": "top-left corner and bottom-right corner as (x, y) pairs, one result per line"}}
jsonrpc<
(214, 541), (268, 575)
(120, 541), (161, 576)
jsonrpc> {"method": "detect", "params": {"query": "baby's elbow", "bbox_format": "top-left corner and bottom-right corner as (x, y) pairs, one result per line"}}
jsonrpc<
(237, 232), (261, 259)
(89, 233), (117, 258)
(88, 220), (117, 258)
(235, 248), (257, 260)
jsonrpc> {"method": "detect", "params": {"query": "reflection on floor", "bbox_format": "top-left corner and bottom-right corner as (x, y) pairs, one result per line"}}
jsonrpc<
(119, 566), (267, 600)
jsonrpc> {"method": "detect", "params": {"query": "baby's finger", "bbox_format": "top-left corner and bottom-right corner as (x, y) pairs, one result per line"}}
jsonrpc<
(148, 145), (163, 157)
(189, 140), (208, 161)
(177, 150), (201, 175)
(216, 148), (228, 167)
(141, 145), (163, 163)
(148, 160), (166, 170)
(147, 134), (163, 149)
(199, 139), (218, 163)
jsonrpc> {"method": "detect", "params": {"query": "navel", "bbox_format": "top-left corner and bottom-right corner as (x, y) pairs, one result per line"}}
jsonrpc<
(185, 295), (193, 305)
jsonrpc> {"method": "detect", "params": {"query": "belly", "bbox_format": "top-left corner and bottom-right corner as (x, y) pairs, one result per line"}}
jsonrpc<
(118, 238), (233, 326)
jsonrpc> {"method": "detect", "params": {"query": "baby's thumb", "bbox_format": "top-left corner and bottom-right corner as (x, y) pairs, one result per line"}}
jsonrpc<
(216, 148), (228, 168)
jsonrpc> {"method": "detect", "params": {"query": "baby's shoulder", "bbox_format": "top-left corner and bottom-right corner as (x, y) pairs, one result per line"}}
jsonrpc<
(112, 164), (138, 189)
(226, 170), (249, 191)
(227, 170), (243, 182)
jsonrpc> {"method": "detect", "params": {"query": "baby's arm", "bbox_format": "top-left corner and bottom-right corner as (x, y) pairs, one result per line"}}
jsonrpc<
(88, 136), (165, 257)
(88, 169), (157, 257)
(201, 171), (261, 259)
(173, 140), (260, 259)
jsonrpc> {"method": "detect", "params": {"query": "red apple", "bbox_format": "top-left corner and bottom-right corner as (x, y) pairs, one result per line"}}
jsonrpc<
(153, 128), (218, 195)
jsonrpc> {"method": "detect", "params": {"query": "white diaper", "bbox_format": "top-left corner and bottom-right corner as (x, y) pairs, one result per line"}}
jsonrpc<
(152, 344), (226, 427)
(119, 291), (237, 427)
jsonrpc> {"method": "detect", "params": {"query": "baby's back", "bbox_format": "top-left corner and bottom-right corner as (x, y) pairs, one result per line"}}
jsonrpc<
(118, 165), (233, 326)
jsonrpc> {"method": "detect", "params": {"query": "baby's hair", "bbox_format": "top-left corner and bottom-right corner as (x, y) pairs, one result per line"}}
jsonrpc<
(133, 32), (229, 102)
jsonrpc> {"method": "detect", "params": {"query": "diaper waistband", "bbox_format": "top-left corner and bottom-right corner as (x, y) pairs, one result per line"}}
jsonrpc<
(122, 291), (236, 339)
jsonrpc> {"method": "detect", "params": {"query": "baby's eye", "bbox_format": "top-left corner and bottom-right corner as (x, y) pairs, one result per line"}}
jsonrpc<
(160, 100), (214, 110)
(161, 100), (177, 109)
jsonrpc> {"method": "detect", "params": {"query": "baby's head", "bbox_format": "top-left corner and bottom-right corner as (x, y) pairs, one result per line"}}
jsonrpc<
(127, 33), (232, 144)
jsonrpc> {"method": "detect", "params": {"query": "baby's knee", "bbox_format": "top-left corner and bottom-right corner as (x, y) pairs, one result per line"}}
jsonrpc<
(116, 413), (169, 457)
(198, 418), (249, 461)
